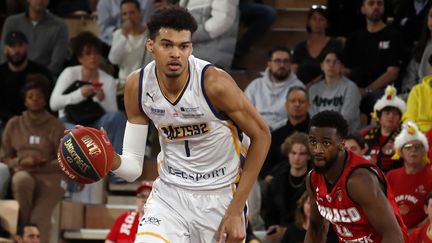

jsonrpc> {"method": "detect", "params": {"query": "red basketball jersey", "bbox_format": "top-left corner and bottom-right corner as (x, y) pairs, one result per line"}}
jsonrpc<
(310, 151), (408, 242)
(387, 165), (432, 229)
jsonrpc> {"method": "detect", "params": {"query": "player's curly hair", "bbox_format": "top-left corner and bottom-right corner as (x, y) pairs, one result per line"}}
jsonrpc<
(147, 5), (197, 40)
(310, 110), (348, 138)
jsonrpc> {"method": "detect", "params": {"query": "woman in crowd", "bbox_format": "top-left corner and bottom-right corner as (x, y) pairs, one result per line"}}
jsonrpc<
(0, 74), (65, 243)
(291, 4), (342, 86)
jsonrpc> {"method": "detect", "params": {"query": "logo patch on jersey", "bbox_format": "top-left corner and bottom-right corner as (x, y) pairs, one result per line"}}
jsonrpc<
(317, 204), (361, 223)
(416, 184), (426, 194)
(150, 107), (165, 116)
(180, 106), (204, 118)
(160, 123), (209, 140)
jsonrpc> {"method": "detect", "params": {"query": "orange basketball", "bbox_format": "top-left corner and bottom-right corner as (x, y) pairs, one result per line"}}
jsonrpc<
(57, 127), (114, 184)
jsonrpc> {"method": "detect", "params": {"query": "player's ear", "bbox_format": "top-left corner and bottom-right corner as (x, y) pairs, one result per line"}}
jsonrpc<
(146, 38), (154, 53)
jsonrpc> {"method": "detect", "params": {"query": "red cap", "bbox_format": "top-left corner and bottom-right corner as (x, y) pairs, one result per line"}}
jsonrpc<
(136, 181), (153, 195)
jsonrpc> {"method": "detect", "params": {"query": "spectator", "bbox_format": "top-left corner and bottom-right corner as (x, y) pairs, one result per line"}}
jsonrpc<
(344, 133), (370, 160)
(0, 30), (53, 127)
(262, 86), (310, 178)
(393, 0), (432, 47)
(231, 0), (277, 69)
(97, 0), (165, 47)
(409, 191), (432, 242)
(108, 0), (153, 96)
(0, 0), (69, 76)
(49, 32), (127, 154)
(280, 192), (311, 243)
(343, 0), (403, 120)
(361, 85), (406, 172)
(179, 0), (240, 69)
(105, 181), (153, 243)
(401, 5), (432, 95)
(263, 132), (310, 242)
(0, 75), (65, 243)
(0, 163), (10, 199)
(245, 47), (304, 132)
(308, 51), (361, 133)
(404, 55), (432, 133)
(291, 4), (343, 86)
(387, 121), (432, 231)
(15, 224), (40, 243)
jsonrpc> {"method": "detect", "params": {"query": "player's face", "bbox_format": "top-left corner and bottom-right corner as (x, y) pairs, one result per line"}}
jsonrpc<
(286, 90), (309, 120)
(268, 51), (291, 81)
(344, 139), (364, 156)
(288, 143), (310, 171)
(78, 46), (101, 71)
(309, 126), (342, 173)
(5, 43), (28, 66)
(321, 53), (342, 79)
(147, 28), (192, 78)
(400, 140), (426, 165)
(362, 0), (384, 23)
(22, 226), (41, 243)
(308, 12), (327, 33)
(25, 88), (46, 112)
(121, 2), (141, 26)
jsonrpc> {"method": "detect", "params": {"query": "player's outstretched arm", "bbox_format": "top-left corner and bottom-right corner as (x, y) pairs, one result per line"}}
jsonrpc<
(111, 70), (150, 182)
(347, 168), (405, 243)
(304, 172), (328, 243)
(204, 67), (271, 243)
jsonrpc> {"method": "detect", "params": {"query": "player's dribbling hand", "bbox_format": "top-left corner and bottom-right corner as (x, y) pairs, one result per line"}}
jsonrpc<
(216, 214), (245, 243)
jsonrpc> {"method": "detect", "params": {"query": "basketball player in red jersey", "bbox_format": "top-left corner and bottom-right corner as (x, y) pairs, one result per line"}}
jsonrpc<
(305, 111), (408, 243)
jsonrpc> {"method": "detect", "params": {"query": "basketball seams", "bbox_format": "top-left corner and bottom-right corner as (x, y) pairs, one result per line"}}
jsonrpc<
(70, 130), (103, 181)
(58, 137), (93, 184)
(83, 127), (112, 174)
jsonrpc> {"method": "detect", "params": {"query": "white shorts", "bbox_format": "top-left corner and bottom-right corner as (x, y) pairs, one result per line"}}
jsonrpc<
(134, 178), (245, 243)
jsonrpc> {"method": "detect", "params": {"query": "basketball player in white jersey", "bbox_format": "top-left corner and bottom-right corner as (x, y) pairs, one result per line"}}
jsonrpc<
(108, 6), (271, 243)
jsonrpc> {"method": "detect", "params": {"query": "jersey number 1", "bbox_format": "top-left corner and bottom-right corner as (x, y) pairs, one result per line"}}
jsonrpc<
(184, 140), (190, 157)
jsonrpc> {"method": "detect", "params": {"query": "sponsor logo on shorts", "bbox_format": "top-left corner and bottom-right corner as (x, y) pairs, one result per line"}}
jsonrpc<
(139, 216), (161, 226)
(168, 165), (226, 182)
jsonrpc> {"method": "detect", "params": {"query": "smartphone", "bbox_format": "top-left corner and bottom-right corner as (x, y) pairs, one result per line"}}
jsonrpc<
(92, 82), (103, 89)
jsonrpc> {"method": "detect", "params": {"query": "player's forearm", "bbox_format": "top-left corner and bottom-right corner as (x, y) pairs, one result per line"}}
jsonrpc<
(227, 132), (270, 214)
(381, 233), (404, 243)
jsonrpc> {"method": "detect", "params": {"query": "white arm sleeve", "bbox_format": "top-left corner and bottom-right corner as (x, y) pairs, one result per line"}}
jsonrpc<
(111, 121), (148, 182)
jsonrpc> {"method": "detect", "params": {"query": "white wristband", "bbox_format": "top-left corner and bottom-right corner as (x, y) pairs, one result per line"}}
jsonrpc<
(111, 121), (148, 182)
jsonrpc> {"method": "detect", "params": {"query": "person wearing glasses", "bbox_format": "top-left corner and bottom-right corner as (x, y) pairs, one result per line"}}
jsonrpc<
(291, 4), (342, 87)
(308, 51), (361, 133)
(244, 46), (304, 132)
(386, 121), (432, 232)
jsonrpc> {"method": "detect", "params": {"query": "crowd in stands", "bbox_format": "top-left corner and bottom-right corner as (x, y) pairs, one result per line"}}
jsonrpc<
(0, 0), (432, 242)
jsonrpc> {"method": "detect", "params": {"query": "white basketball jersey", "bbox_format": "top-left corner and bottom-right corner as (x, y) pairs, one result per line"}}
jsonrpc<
(139, 56), (243, 190)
